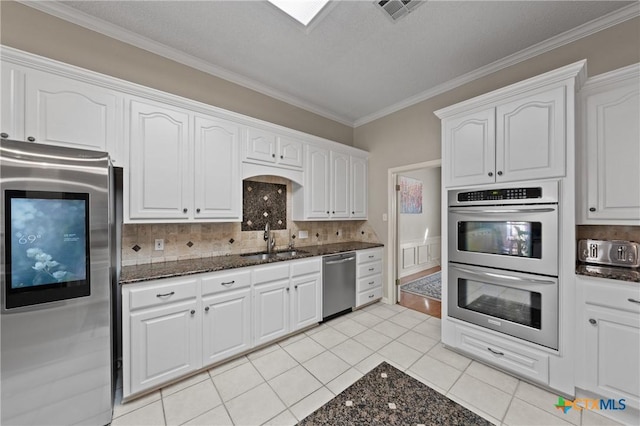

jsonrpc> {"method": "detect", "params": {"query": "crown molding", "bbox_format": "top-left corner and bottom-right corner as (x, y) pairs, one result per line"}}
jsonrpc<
(354, 2), (640, 127)
(18, 1), (640, 129)
(18, 0), (354, 128)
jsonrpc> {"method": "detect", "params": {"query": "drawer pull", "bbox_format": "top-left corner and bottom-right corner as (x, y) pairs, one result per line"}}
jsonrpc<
(156, 291), (175, 298)
(589, 318), (597, 325)
(221, 280), (235, 286)
(368, 294), (375, 298)
(368, 267), (375, 271)
(369, 281), (375, 285)
(628, 298), (640, 305)
(487, 347), (504, 356)
(368, 255), (374, 258)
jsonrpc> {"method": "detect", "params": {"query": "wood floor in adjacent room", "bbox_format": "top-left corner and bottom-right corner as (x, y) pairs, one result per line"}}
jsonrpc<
(398, 266), (441, 318)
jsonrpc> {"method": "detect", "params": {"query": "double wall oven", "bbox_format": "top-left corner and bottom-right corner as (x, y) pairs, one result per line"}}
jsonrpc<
(448, 181), (559, 350)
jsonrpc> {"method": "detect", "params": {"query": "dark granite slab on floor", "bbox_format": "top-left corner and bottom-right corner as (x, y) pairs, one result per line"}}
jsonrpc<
(298, 362), (493, 426)
(120, 242), (383, 284)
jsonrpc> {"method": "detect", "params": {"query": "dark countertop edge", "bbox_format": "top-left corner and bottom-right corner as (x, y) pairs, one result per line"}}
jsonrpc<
(576, 264), (640, 284)
(120, 242), (384, 285)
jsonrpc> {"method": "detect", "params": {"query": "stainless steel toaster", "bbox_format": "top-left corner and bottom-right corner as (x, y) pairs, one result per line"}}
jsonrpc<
(578, 239), (640, 268)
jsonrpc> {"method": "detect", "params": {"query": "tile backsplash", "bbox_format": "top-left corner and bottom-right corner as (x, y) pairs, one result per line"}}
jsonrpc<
(577, 225), (640, 242)
(122, 175), (380, 266)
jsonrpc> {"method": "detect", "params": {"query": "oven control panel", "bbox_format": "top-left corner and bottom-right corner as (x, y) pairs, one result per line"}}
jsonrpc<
(457, 187), (542, 202)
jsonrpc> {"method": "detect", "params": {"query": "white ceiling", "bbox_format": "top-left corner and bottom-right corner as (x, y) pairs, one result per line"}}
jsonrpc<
(29, 1), (638, 126)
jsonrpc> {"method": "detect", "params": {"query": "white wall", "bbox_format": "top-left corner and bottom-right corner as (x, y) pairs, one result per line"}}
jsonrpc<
(398, 167), (441, 244)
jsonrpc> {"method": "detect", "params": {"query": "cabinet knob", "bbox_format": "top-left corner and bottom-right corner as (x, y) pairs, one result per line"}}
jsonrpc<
(352, 211), (355, 215)
(190, 310), (196, 315)
(286, 287), (290, 292)
(27, 136), (36, 142)
(326, 211), (329, 214)
(497, 171), (503, 176)
(488, 172), (493, 177)
(294, 285), (298, 290)
(332, 211), (335, 214)
(280, 155), (283, 159)
(0, 132), (9, 139)
(183, 208), (188, 213)
(205, 306), (210, 312)
(272, 153), (276, 158)
(589, 318), (597, 325)
(196, 208), (201, 213)
(589, 207), (596, 212)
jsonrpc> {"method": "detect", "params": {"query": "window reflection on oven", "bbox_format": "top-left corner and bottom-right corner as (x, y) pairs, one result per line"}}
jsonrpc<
(458, 221), (541, 259)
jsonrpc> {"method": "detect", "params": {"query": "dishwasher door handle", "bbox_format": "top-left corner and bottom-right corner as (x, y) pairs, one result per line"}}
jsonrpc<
(325, 256), (356, 265)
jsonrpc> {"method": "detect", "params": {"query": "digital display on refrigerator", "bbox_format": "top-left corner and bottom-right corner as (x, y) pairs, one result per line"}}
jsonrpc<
(4, 190), (90, 308)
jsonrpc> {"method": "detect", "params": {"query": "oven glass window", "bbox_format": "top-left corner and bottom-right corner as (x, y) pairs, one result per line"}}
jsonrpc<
(4, 190), (90, 309)
(457, 221), (542, 259)
(457, 279), (541, 329)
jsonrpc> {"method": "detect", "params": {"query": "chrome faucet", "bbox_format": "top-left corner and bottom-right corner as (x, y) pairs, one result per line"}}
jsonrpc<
(264, 222), (275, 254)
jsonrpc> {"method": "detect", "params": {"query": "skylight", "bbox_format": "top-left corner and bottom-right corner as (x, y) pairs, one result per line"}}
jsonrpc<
(268, 0), (331, 26)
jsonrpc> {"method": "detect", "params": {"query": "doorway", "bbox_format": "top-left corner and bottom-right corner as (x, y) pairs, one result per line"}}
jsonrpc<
(386, 160), (442, 315)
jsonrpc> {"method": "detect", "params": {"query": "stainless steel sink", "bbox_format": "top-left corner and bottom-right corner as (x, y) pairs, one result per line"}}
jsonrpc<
(240, 250), (307, 261)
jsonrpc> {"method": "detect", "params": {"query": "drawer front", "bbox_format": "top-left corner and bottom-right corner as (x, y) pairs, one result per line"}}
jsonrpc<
(357, 274), (382, 293)
(291, 258), (321, 277)
(128, 277), (198, 310)
(358, 261), (382, 278)
(252, 263), (290, 284)
(582, 279), (640, 314)
(201, 270), (251, 296)
(356, 286), (382, 307)
(357, 249), (383, 264)
(454, 324), (549, 384)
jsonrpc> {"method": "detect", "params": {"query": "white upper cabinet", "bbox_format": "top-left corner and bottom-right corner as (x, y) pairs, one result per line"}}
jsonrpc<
(350, 155), (368, 218)
(127, 97), (242, 223)
(128, 98), (191, 221)
(578, 64), (640, 224)
(303, 145), (331, 219)
(330, 150), (350, 218)
(443, 108), (495, 186)
(193, 115), (242, 220)
(496, 86), (566, 183)
(1, 63), (123, 164)
(243, 126), (303, 169)
(437, 61), (585, 188)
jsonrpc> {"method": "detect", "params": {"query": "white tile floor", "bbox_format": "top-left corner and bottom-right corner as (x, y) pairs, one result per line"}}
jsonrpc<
(112, 302), (625, 426)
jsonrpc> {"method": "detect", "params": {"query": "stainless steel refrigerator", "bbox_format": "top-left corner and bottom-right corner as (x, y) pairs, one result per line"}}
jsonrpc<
(1, 139), (113, 425)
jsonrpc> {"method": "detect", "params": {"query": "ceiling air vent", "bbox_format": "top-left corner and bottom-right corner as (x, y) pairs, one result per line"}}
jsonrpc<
(377, 0), (424, 22)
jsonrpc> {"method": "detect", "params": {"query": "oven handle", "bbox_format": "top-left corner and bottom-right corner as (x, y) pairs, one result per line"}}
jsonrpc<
(450, 265), (556, 285)
(448, 207), (556, 214)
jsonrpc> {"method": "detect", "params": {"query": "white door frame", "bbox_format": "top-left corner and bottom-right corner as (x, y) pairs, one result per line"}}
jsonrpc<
(386, 159), (441, 305)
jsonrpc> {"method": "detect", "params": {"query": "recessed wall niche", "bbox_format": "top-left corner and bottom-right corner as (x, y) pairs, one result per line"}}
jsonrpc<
(242, 180), (287, 231)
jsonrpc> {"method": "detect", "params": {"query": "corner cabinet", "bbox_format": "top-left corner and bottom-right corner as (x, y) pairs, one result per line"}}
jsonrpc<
(126, 97), (242, 222)
(437, 62), (584, 187)
(577, 64), (640, 224)
(575, 276), (640, 410)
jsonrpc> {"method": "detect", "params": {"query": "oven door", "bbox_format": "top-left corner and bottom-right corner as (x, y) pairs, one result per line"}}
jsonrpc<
(448, 204), (558, 276)
(448, 263), (558, 350)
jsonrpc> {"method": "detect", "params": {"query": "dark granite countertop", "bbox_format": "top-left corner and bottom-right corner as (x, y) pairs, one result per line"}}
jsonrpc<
(576, 264), (640, 283)
(120, 241), (383, 284)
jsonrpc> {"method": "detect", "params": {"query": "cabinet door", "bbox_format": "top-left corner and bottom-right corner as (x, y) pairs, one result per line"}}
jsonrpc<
(277, 136), (303, 168)
(202, 288), (251, 366)
(23, 69), (121, 161)
(1, 63), (24, 141)
(583, 304), (640, 407)
(253, 280), (290, 346)
(128, 98), (191, 220)
(130, 300), (200, 395)
(291, 274), (321, 331)
(330, 151), (350, 218)
(350, 156), (368, 219)
(496, 86), (565, 182)
(305, 145), (330, 218)
(244, 127), (277, 164)
(584, 80), (640, 223)
(443, 108), (495, 187)
(193, 116), (241, 220)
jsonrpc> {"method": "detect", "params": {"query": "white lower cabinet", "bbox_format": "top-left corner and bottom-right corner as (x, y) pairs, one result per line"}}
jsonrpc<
(125, 276), (201, 396)
(355, 248), (384, 307)
(123, 257), (323, 399)
(576, 276), (640, 409)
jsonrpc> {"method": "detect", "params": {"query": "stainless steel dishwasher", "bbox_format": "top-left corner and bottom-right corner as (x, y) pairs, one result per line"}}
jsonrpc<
(322, 252), (356, 320)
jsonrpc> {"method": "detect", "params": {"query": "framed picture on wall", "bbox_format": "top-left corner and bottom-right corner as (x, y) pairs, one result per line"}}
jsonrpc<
(399, 176), (422, 214)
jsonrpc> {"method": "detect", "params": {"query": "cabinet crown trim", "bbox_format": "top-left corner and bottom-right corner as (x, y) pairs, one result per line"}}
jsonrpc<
(434, 60), (586, 119)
